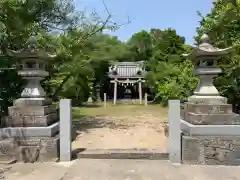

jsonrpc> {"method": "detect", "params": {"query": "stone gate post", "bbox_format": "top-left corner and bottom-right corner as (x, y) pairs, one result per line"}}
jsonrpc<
(60, 99), (72, 161)
(168, 100), (181, 164)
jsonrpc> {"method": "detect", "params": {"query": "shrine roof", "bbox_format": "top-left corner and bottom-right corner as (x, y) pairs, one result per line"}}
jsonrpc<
(108, 61), (145, 78)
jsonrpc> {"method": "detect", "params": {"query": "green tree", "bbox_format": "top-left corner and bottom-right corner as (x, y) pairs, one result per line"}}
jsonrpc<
(195, 0), (240, 107)
(0, 0), (78, 116)
(127, 30), (152, 61)
(0, 0), (125, 113)
(143, 28), (197, 104)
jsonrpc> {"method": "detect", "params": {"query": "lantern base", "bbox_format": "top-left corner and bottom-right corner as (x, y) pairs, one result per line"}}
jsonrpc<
(21, 79), (46, 98)
(193, 74), (220, 96)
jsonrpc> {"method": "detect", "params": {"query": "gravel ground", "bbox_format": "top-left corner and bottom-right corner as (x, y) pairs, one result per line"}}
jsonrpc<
(72, 112), (168, 150)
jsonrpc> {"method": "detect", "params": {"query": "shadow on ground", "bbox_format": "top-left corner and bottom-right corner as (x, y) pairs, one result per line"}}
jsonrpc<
(73, 115), (135, 136)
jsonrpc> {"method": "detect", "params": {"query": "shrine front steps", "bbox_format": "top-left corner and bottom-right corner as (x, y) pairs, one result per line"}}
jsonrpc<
(114, 99), (144, 105)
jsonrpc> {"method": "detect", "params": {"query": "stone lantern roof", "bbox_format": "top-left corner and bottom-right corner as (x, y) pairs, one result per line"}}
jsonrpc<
(183, 34), (232, 60)
(7, 35), (55, 61)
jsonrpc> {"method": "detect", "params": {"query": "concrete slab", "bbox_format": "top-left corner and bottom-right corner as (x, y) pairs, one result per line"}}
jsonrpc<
(1, 162), (69, 180)
(0, 122), (59, 138)
(64, 159), (240, 180)
(1, 159), (240, 180)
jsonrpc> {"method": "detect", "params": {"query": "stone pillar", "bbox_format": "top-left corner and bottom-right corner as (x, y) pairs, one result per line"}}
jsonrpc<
(113, 79), (117, 105)
(60, 99), (72, 162)
(138, 80), (142, 104)
(144, 93), (148, 106)
(181, 34), (240, 165)
(168, 100), (181, 164)
(104, 93), (107, 108)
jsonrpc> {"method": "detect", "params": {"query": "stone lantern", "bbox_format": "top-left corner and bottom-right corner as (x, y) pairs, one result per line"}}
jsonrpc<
(181, 34), (240, 166)
(183, 34), (232, 104)
(95, 84), (101, 101)
(0, 35), (61, 163)
(7, 35), (55, 99)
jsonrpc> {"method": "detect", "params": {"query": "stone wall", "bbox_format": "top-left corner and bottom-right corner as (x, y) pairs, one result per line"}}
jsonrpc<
(182, 135), (240, 165)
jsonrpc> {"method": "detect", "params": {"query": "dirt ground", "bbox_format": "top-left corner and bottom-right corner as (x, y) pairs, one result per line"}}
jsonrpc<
(72, 103), (168, 150)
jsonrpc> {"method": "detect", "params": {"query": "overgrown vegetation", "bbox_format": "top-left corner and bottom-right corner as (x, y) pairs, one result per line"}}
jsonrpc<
(0, 0), (240, 115)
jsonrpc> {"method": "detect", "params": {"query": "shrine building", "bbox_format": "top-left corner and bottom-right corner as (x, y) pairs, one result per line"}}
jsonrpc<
(108, 61), (146, 104)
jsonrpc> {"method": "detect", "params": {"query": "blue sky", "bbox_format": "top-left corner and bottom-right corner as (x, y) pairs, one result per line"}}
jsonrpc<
(74, 0), (213, 45)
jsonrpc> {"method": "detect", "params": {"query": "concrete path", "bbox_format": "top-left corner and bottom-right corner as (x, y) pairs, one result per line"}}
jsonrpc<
(1, 159), (240, 180)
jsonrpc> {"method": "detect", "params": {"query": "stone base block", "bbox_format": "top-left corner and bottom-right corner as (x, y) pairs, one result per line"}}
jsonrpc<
(180, 119), (240, 136)
(185, 103), (232, 114)
(13, 98), (52, 106)
(188, 95), (227, 105)
(182, 102), (240, 125)
(4, 113), (58, 127)
(0, 122), (59, 138)
(182, 135), (240, 165)
(8, 104), (56, 116)
(186, 112), (240, 125)
(0, 134), (59, 162)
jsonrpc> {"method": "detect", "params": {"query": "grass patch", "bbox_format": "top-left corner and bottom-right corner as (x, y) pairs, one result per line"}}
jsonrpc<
(72, 102), (167, 119)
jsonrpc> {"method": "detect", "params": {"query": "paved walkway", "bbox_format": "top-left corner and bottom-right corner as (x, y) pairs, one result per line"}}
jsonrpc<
(1, 159), (240, 180)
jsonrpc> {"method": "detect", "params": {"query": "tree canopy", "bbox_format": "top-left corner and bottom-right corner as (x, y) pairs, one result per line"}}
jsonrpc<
(195, 0), (240, 107)
(0, 0), (239, 114)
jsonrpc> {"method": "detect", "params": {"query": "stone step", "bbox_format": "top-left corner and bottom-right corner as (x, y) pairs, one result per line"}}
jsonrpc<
(74, 148), (168, 160)
(185, 112), (240, 125)
(108, 99), (146, 105)
(4, 113), (58, 127)
(184, 103), (233, 114)
(8, 104), (56, 116)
